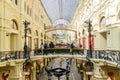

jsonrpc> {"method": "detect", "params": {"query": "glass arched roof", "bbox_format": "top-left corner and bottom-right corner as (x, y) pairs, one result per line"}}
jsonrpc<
(40, 0), (79, 24)
(53, 19), (69, 25)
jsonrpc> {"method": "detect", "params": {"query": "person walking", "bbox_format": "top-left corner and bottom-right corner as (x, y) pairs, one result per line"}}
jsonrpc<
(40, 43), (44, 55)
(49, 42), (55, 54)
(80, 44), (82, 48)
(45, 67), (52, 80)
(70, 42), (75, 55)
(44, 43), (48, 55)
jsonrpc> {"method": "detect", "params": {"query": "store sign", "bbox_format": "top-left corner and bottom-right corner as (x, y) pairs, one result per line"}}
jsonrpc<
(23, 72), (30, 76)
(86, 72), (94, 75)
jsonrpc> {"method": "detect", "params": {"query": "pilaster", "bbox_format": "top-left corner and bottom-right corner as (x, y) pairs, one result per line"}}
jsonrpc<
(9, 62), (24, 80)
(31, 61), (36, 80)
(93, 62), (107, 80)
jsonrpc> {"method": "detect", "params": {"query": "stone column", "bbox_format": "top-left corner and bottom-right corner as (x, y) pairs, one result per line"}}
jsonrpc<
(31, 61), (36, 80)
(8, 62), (24, 80)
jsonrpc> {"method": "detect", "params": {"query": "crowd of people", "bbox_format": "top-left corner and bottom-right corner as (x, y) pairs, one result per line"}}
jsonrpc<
(40, 42), (83, 55)
(40, 42), (55, 55)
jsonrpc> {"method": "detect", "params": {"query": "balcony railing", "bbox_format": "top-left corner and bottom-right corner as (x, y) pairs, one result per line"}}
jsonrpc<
(92, 50), (120, 63)
(0, 51), (24, 62)
(0, 48), (120, 65)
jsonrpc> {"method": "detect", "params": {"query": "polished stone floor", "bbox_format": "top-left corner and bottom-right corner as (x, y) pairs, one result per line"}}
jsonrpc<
(39, 57), (81, 80)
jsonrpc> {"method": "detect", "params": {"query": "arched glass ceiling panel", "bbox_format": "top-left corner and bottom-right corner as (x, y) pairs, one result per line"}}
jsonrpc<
(56, 30), (66, 38)
(53, 19), (69, 26)
(41, 0), (79, 23)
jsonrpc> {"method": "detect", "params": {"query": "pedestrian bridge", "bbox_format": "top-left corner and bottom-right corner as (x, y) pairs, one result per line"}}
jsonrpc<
(45, 24), (77, 32)
(31, 54), (86, 61)
(0, 48), (120, 68)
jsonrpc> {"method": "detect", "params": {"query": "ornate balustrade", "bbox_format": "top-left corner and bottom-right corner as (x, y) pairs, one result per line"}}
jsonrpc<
(0, 49), (120, 66)
(0, 51), (24, 61)
(92, 50), (120, 64)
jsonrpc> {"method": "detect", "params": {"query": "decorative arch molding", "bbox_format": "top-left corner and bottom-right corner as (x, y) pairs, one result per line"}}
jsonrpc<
(6, 19), (19, 35)
(28, 29), (32, 34)
(99, 12), (105, 26)
(35, 30), (38, 36)
(99, 16), (106, 27)
(11, 19), (18, 30)
(99, 12), (105, 19)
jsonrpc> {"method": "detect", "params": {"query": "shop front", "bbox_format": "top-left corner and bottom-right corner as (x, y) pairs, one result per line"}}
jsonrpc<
(36, 59), (44, 80)
(84, 61), (94, 80)
(23, 60), (34, 80)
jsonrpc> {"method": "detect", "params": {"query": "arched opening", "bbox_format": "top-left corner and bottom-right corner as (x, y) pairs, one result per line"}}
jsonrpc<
(44, 34), (46, 40)
(27, 29), (32, 50)
(11, 19), (18, 30)
(35, 30), (38, 36)
(99, 16), (106, 28)
(41, 33), (43, 37)
(34, 30), (39, 48)
(27, 29), (31, 34)
(41, 33), (43, 45)
(99, 16), (107, 49)
(10, 19), (19, 51)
